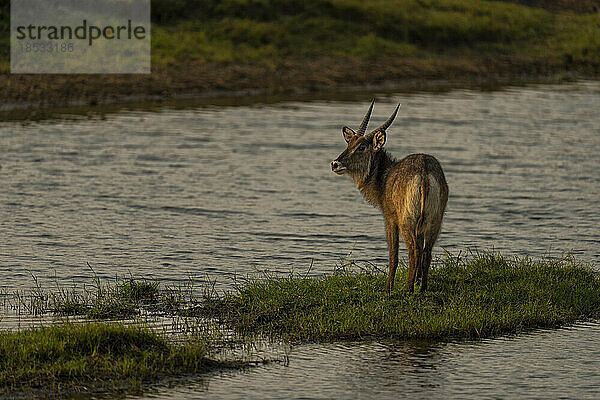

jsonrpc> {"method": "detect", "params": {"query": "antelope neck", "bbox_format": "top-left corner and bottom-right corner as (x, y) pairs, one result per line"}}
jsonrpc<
(355, 150), (396, 209)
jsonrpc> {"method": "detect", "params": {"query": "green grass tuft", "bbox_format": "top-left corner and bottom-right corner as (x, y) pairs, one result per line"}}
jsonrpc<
(116, 278), (160, 302)
(44, 275), (161, 319)
(0, 323), (224, 396)
(205, 253), (600, 341)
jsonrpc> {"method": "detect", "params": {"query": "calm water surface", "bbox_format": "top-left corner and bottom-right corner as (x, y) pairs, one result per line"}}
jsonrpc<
(1, 82), (600, 398)
(138, 322), (600, 400)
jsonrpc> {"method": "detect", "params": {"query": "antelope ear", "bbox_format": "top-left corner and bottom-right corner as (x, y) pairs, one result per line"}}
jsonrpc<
(342, 126), (356, 143)
(372, 129), (386, 150)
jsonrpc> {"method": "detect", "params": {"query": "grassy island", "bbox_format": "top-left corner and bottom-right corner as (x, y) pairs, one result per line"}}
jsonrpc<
(0, 323), (229, 397)
(203, 253), (600, 341)
(1, 252), (599, 396)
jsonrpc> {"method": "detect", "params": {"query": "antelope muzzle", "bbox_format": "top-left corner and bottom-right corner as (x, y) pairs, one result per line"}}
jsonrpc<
(330, 160), (346, 174)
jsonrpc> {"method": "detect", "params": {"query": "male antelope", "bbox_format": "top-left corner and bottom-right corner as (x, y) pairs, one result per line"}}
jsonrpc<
(330, 100), (448, 293)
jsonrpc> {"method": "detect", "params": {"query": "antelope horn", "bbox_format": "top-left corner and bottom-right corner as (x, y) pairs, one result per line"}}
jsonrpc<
(356, 99), (375, 136)
(372, 103), (401, 133)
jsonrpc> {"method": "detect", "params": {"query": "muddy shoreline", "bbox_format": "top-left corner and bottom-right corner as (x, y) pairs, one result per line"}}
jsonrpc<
(1, 56), (598, 113)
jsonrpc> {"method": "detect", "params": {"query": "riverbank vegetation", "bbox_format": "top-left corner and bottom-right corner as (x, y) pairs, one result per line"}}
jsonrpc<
(149, 0), (600, 68)
(0, 0), (599, 107)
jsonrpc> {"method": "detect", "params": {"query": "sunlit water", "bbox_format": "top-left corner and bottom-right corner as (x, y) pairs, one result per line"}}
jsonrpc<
(1, 81), (600, 398)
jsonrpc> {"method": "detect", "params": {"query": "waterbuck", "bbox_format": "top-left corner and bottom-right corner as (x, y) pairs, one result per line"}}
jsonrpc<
(330, 100), (448, 293)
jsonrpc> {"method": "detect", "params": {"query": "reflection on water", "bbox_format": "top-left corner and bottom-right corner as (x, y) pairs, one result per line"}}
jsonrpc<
(133, 322), (600, 400)
(1, 81), (600, 399)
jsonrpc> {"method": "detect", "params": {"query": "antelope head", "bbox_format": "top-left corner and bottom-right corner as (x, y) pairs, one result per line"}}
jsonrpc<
(330, 100), (401, 181)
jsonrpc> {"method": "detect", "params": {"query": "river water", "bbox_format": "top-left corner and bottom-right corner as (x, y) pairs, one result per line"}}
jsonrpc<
(1, 81), (599, 398)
